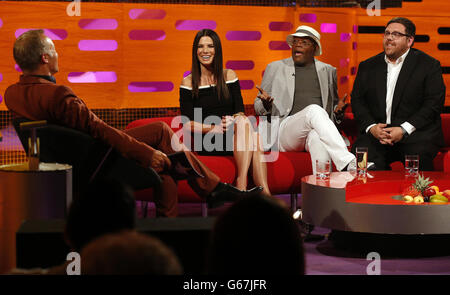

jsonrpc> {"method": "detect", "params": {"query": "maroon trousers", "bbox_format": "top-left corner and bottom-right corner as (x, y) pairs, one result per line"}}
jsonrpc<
(124, 121), (220, 217)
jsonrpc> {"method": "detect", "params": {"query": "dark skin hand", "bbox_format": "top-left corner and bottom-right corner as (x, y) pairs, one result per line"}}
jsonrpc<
(334, 93), (349, 112)
(256, 85), (274, 111)
(334, 93), (349, 118)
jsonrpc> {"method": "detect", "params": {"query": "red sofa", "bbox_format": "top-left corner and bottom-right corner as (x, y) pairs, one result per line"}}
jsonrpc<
(126, 113), (450, 216)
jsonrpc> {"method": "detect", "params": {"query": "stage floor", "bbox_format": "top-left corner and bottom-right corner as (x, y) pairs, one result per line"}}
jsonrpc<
(143, 194), (450, 275)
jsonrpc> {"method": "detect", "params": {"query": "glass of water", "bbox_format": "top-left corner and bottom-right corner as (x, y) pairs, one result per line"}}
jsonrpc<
(315, 159), (331, 180)
(405, 155), (419, 176)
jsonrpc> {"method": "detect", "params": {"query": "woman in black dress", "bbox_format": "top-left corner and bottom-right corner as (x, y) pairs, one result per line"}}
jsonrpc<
(179, 29), (270, 196)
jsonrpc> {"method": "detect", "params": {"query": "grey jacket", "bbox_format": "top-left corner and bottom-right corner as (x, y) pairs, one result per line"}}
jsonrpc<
(254, 57), (339, 122)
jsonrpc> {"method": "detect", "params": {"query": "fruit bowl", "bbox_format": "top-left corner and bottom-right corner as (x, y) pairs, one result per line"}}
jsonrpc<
(401, 174), (450, 204)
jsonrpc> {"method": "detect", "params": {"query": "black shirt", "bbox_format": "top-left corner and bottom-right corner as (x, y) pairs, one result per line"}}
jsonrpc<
(179, 79), (245, 155)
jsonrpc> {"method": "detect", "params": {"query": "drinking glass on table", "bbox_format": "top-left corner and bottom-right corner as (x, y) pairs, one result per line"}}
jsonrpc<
(405, 155), (419, 176)
(356, 147), (368, 176)
(315, 159), (331, 180)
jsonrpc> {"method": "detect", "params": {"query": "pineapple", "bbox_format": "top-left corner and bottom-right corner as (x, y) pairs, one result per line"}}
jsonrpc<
(412, 174), (433, 201)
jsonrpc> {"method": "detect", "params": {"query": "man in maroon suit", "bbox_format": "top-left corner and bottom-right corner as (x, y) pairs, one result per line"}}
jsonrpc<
(5, 29), (261, 217)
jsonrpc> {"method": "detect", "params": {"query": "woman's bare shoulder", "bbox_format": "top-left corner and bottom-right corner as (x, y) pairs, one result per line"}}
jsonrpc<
(224, 69), (238, 81)
(181, 74), (192, 87)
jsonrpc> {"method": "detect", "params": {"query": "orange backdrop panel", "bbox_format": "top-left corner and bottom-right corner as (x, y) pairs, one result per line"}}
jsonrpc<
(0, 1), (448, 110)
(0, 2), (356, 110)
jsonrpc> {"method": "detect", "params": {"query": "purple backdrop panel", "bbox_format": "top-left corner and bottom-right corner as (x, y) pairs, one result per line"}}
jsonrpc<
(299, 13), (317, 23)
(340, 76), (349, 85)
(78, 40), (118, 51)
(129, 30), (166, 40)
(353, 42), (357, 50)
(269, 41), (290, 50)
(0, 18), (3, 28)
(0, 73), (2, 82)
(340, 33), (352, 42)
(175, 20), (217, 30)
(226, 31), (261, 41)
(269, 22), (293, 31)
(340, 58), (350, 67)
(183, 71), (191, 78)
(68, 72), (117, 83)
(128, 82), (174, 92)
(79, 19), (118, 30)
(129, 9), (166, 20)
(353, 25), (358, 33)
(15, 29), (68, 40)
(0, 94), (2, 104)
(226, 60), (254, 70)
(320, 23), (337, 33)
(15, 64), (22, 72)
(239, 80), (254, 90)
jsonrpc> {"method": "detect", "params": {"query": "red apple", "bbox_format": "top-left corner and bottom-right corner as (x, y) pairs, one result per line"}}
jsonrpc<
(423, 187), (436, 198)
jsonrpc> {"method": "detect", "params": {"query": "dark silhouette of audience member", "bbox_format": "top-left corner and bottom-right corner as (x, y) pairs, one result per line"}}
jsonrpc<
(64, 177), (137, 253)
(8, 177), (140, 274)
(81, 230), (182, 275)
(206, 194), (305, 275)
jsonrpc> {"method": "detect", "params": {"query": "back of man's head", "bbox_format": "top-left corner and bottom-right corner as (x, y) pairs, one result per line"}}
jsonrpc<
(13, 29), (48, 72)
(81, 231), (183, 275)
(81, 231), (182, 275)
(64, 178), (137, 252)
(207, 194), (305, 275)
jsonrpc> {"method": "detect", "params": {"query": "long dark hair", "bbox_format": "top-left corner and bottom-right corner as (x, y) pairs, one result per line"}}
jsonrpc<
(191, 29), (230, 100)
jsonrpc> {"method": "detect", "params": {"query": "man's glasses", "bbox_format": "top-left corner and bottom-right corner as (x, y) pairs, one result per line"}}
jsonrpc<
(292, 38), (314, 47)
(383, 31), (410, 40)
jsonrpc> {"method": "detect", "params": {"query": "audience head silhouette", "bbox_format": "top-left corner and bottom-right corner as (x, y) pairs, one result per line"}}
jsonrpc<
(64, 178), (137, 252)
(207, 194), (305, 274)
(81, 230), (183, 275)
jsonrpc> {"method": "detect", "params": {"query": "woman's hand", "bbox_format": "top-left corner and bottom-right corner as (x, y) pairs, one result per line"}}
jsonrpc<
(222, 115), (235, 131)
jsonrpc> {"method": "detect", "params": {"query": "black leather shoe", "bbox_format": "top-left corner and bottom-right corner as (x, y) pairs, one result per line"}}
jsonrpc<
(207, 183), (263, 209)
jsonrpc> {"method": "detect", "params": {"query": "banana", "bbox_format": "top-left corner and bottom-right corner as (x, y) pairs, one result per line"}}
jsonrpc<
(430, 194), (448, 203)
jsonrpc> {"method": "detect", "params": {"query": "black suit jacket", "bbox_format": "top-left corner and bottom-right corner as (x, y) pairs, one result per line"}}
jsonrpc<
(351, 48), (446, 146)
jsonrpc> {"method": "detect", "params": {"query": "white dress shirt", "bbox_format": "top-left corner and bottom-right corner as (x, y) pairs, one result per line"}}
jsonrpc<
(366, 49), (416, 135)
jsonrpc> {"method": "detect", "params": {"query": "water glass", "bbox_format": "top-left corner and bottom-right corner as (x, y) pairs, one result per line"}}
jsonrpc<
(315, 159), (331, 180)
(356, 147), (368, 176)
(405, 155), (419, 176)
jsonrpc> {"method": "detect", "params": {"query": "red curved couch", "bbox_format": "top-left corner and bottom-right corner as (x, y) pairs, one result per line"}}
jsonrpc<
(126, 113), (450, 216)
